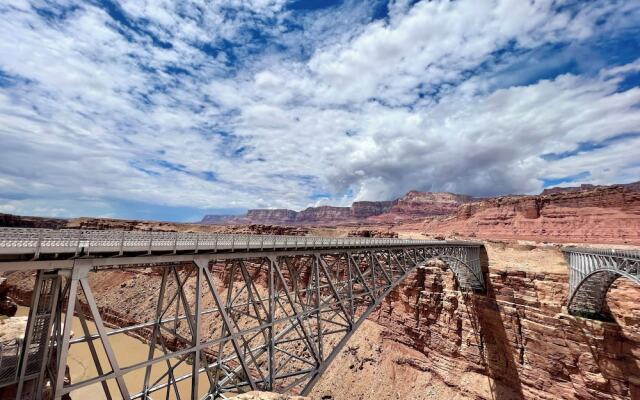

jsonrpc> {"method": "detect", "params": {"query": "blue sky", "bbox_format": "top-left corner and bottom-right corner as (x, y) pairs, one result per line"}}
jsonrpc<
(0, 0), (639, 221)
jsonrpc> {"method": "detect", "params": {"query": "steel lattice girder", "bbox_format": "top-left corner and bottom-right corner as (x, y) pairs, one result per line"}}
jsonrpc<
(563, 247), (640, 315)
(7, 244), (484, 400)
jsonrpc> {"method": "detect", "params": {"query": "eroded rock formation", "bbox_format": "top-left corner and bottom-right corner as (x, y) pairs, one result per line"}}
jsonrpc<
(415, 184), (640, 244)
(198, 182), (640, 244)
(351, 201), (396, 218)
(0, 213), (66, 229)
(246, 209), (298, 224)
(348, 263), (639, 399)
(201, 191), (471, 225)
(6, 182), (638, 245)
(373, 191), (474, 222)
(347, 229), (398, 238)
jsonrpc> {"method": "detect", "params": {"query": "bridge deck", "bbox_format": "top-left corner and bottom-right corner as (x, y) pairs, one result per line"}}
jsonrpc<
(562, 246), (640, 259)
(0, 227), (480, 262)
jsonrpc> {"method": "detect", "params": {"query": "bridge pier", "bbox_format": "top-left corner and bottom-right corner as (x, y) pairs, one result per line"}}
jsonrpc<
(16, 270), (61, 400)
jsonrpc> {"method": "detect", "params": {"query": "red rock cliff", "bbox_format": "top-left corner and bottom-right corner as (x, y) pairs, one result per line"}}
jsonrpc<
(246, 209), (298, 224)
(350, 201), (396, 218)
(371, 191), (473, 222)
(370, 260), (640, 399)
(415, 184), (640, 244)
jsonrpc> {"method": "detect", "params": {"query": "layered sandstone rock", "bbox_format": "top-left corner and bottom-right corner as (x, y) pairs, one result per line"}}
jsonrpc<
(296, 206), (352, 223)
(347, 229), (398, 238)
(365, 262), (640, 400)
(541, 181), (640, 195)
(387, 191), (473, 217)
(200, 214), (234, 224)
(413, 184), (640, 244)
(246, 209), (298, 224)
(201, 191), (471, 226)
(212, 202), (396, 225)
(218, 224), (309, 235)
(351, 200), (396, 218)
(0, 213), (66, 229)
(0, 213), (192, 231)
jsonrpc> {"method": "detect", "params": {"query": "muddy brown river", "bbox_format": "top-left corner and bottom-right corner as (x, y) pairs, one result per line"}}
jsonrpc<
(16, 306), (209, 399)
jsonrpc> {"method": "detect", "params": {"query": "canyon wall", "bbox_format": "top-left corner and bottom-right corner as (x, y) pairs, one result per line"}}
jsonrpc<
(198, 182), (640, 245)
(296, 206), (353, 223)
(413, 184), (640, 244)
(370, 191), (473, 222)
(246, 209), (298, 224)
(314, 245), (640, 400)
(5, 182), (638, 246)
(204, 201), (397, 225)
(351, 201), (396, 218)
(200, 191), (470, 225)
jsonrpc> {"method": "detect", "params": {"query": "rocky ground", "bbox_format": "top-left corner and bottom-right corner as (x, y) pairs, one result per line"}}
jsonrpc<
(233, 392), (309, 399)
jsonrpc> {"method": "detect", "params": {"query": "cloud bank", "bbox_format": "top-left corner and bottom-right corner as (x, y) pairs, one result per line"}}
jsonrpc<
(0, 0), (639, 220)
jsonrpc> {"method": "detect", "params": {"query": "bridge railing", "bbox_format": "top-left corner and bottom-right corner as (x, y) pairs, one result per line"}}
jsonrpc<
(0, 228), (481, 258)
(562, 246), (640, 260)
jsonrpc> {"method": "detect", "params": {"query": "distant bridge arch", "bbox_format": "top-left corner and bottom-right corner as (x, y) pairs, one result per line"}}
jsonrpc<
(563, 247), (640, 316)
(0, 228), (485, 400)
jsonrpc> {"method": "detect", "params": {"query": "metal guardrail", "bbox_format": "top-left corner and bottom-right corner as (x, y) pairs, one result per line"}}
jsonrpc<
(562, 246), (640, 259)
(0, 228), (481, 259)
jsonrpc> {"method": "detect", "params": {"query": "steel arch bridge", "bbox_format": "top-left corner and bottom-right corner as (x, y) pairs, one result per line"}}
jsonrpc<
(563, 247), (640, 316)
(0, 228), (485, 400)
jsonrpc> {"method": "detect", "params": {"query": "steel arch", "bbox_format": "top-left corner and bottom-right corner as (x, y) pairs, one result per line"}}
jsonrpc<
(563, 247), (640, 316)
(567, 268), (640, 315)
(300, 247), (486, 395)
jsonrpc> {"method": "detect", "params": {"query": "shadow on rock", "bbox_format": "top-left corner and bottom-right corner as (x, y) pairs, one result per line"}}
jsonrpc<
(465, 245), (525, 400)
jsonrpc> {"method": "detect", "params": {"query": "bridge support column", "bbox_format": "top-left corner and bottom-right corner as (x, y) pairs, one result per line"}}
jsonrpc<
(15, 270), (61, 400)
(52, 266), (81, 400)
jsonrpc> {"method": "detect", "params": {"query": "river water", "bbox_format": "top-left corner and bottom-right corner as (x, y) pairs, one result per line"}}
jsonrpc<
(16, 306), (209, 399)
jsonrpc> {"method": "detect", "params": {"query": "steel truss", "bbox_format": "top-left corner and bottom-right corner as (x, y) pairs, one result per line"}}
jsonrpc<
(563, 247), (640, 316)
(7, 243), (484, 400)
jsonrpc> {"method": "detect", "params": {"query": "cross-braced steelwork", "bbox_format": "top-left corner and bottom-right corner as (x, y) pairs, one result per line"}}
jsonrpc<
(563, 247), (640, 316)
(0, 228), (484, 399)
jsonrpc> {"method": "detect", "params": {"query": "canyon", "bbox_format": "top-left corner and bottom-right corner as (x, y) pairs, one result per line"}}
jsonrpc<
(201, 182), (640, 245)
(3, 182), (638, 246)
(201, 192), (472, 226)
(2, 241), (638, 400)
(312, 243), (640, 400)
